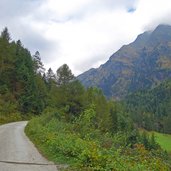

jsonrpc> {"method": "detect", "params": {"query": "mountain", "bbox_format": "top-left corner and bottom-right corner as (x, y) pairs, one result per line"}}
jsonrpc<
(78, 25), (171, 99)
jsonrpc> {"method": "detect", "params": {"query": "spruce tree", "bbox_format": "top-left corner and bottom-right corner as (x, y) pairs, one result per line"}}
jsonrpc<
(56, 64), (74, 86)
(0, 27), (11, 42)
(33, 51), (45, 75)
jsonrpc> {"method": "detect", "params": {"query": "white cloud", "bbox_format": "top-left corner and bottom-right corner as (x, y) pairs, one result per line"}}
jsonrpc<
(133, 0), (171, 30)
(0, 0), (171, 75)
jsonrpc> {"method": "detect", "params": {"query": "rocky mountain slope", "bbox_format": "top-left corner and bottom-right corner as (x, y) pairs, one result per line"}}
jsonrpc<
(78, 25), (171, 99)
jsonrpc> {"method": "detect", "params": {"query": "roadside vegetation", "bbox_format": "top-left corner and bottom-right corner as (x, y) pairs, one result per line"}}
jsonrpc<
(148, 131), (171, 153)
(26, 104), (170, 170)
(0, 27), (171, 170)
(25, 69), (171, 170)
(0, 113), (22, 125)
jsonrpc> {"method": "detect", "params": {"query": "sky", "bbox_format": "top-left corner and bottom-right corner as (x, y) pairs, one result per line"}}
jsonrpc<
(0, 0), (171, 75)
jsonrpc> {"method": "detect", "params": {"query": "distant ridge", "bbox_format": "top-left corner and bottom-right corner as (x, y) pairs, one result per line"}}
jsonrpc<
(78, 25), (171, 99)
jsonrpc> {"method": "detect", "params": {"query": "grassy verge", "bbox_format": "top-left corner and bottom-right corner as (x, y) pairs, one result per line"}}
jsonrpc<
(0, 112), (34, 125)
(25, 111), (170, 171)
(139, 129), (171, 153)
(149, 132), (171, 153)
(25, 116), (84, 169)
(0, 113), (22, 125)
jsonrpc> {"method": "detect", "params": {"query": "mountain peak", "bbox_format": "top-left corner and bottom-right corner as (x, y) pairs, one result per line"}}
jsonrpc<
(149, 24), (171, 44)
(154, 24), (171, 31)
(78, 25), (171, 99)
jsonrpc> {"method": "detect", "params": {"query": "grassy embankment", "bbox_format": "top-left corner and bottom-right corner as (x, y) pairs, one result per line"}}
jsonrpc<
(25, 111), (170, 171)
(0, 113), (22, 125)
(0, 113), (33, 125)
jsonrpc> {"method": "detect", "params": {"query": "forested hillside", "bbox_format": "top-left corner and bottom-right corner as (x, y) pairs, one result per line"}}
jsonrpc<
(0, 28), (170, 170)
(125, 79), (171, 134)
(0, 28), (48, 123)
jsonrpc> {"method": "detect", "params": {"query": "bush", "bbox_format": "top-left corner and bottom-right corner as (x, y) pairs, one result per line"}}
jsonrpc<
(26, 111), (170, 171)
(0, 112), (22, 124)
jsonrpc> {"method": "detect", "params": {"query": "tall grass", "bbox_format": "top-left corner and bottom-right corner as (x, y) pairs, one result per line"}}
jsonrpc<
(150, 132), (171, 153)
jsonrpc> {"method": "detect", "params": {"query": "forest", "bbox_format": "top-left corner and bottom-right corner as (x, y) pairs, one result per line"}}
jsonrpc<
(0, 28), (171, 170)
(125, 79), (171, 134)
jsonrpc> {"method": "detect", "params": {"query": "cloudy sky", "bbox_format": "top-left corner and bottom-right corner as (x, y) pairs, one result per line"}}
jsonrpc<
(0, 0), (171, 75)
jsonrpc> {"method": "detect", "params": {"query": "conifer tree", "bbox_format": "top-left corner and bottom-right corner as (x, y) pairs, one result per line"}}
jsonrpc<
(0, 27), (11, 42)
(46, 68), (56, 90)
(56, 64), (74, 86)
(33, 51), (45, 75)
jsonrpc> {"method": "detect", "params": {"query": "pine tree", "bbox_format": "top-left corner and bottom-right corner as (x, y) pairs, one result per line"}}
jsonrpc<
(46, 68), (56, 89)
(0, 28), (13, 93)
(33, 51), (45, 75)
(0, 27), (11, 42)
(56, 64), (74, 86)
(149, 133), (158, 149)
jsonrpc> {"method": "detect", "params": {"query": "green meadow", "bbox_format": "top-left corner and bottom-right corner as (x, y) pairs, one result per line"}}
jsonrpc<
(151, 132), (171, 153)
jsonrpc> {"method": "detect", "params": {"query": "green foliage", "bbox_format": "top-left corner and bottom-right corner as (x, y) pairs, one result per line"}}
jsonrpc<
(0, 27), (11, 42)
(47, 80), (86, 120)
(0, 96), (22, 124)
(56, 64), (75, 86)
(0, 27), (170, 170)
(26, 112), (170, 171)
(25, 74), (170, 170)
(46, 68), (56, 90)
(149, 131), (171, 153)
(125, 79), (171, 133)
(33, 51), (45, 75)
(0, 28), (48, 115)
(163, 114), (171, 134)
(0, 112), (22, 125)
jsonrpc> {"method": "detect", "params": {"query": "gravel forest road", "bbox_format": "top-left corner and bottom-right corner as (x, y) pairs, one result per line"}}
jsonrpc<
(0, 121), (57, 171)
